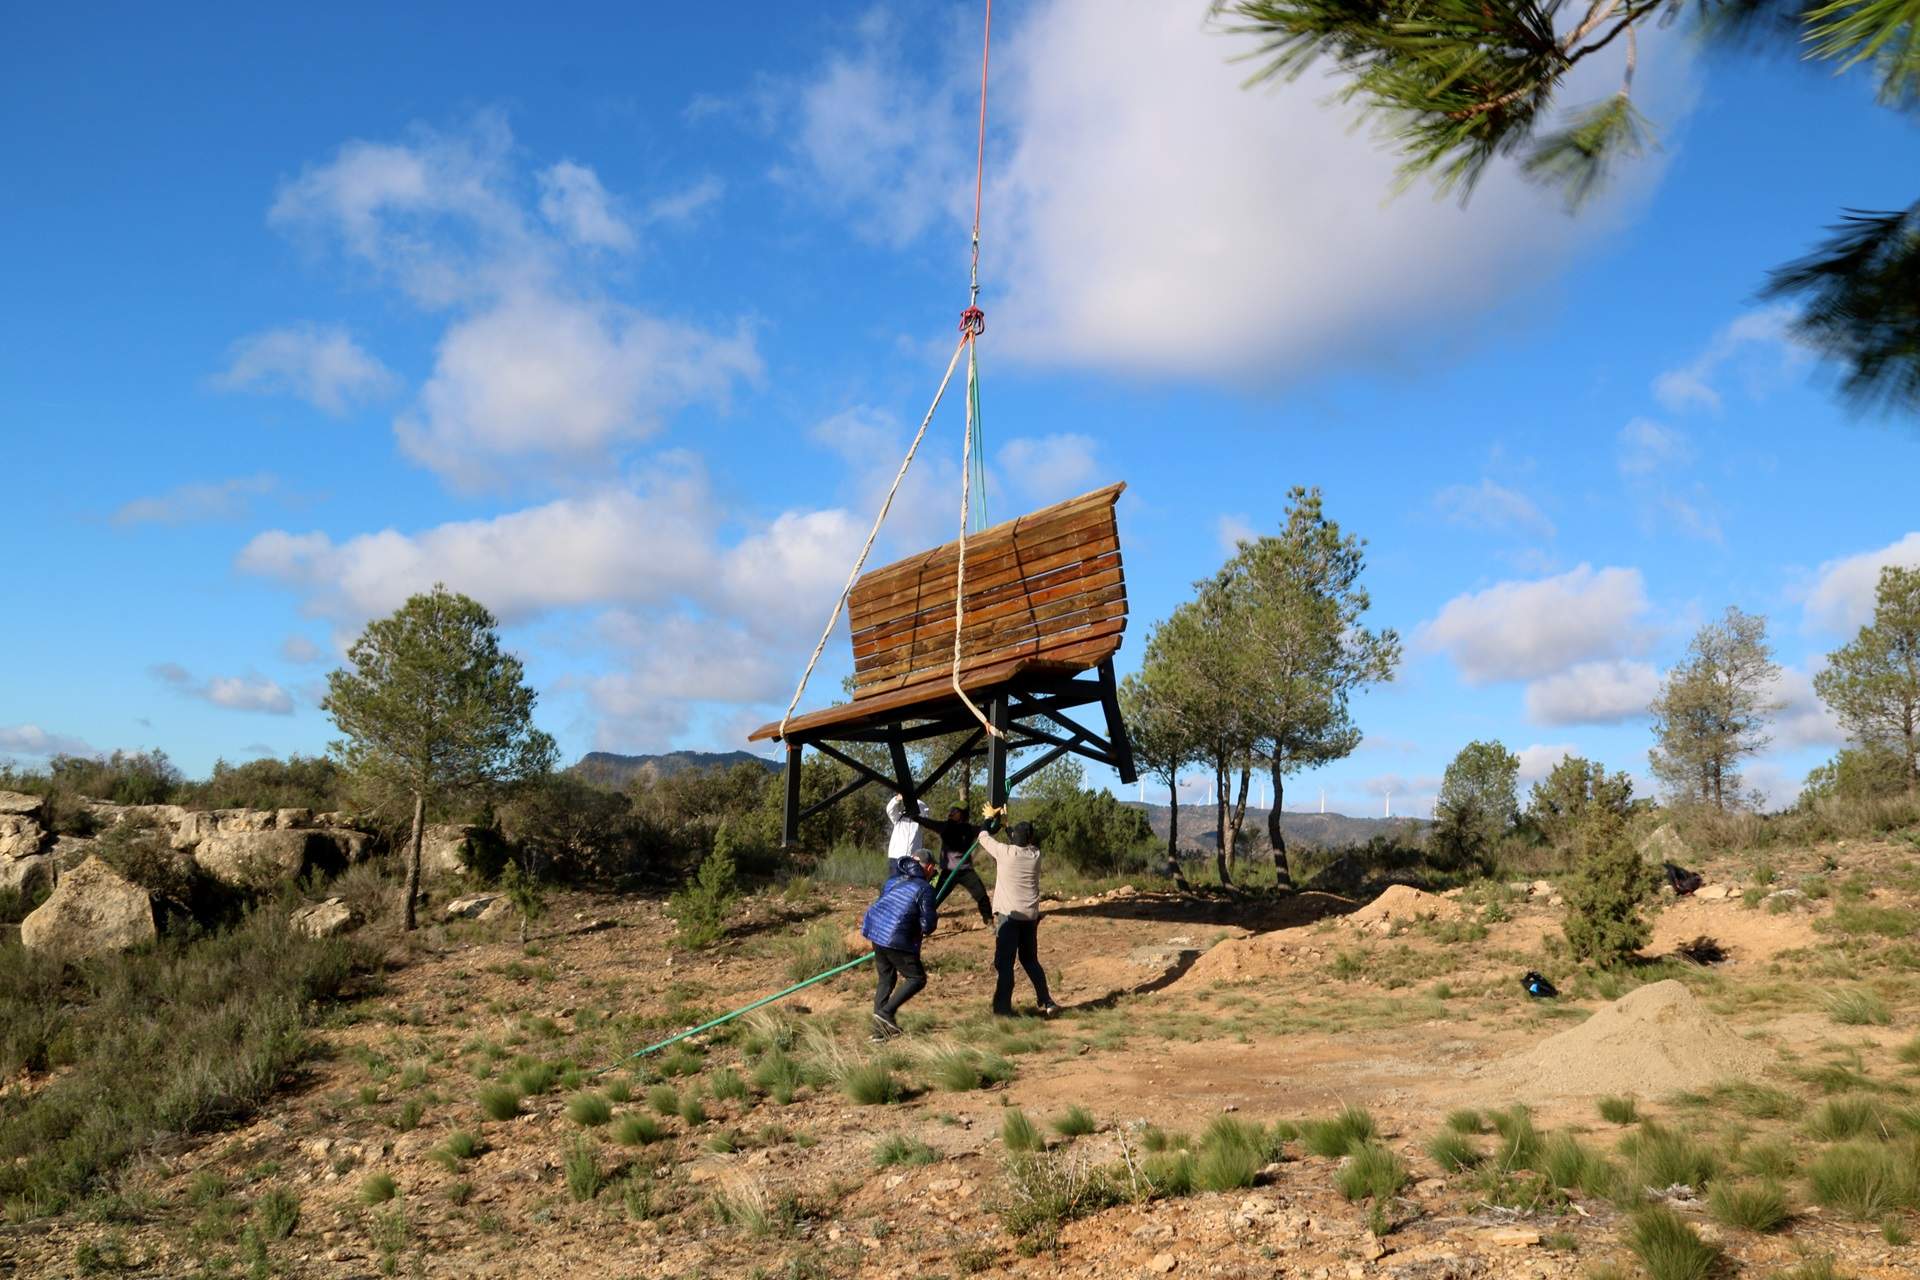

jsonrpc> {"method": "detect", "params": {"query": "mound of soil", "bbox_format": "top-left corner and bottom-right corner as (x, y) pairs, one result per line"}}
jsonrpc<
(1478, 979), (1769, 1100)
(1183, 933), (1285, 985)
(1345, 884), (1463, 934)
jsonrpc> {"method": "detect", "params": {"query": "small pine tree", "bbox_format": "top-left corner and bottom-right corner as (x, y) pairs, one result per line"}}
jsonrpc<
(669, 825), (740, 948)
(1561, 810), (1661, 967)
(499, 853), (547, 946)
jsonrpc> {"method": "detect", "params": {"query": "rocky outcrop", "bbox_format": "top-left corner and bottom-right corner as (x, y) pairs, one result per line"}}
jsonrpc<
(0, 852), (50, 897)
(0, 792), (51, 897)
(0, 790), (46, 819)
(19, 856), (158, 957)
(1639, 823), (1692, 865)
(443, 892), (501, 920)
(290, 897), (356, 938)
(420, 825), (479, 876)
(317, 828), (374, 864)
(193, 829), (349, 889)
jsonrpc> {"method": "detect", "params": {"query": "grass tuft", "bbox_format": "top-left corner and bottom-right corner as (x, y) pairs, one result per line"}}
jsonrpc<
(709, 1068), (748, 1103)
(1707, 1180), (1790, 1233)
(1302, 1105), (1376, 1158)
(1425, 1129), (1481, 1173)
(1598, 1096), (1640, 1125)
(564, 1139), (603, 1202)
(647, 1084), (679, 1116)
(1824, 988), (1893, 1026)
(840, 1062), (902, 1106)
(1334, 1142), (1408, 1205)
(1626, 1204), (1720, 1280)
(1001, 1108), (1043, 1153)
(1808, 1096), (1886, 1141)
(565, 1092), (612, 1127)
(1051, 1105), (1097, 1138)
(1620, 1122), (1718, 1191)
(254, 1186), (300, 1240)
(357, 1173), (397, 1206)
(614, 1113), (665, 1145)
(873, 1134), (938, 1167)
(1806, 1141), (1919, 1220)
(1444, 1108), (1488, 1135)
(477, 1084), (521, 1122)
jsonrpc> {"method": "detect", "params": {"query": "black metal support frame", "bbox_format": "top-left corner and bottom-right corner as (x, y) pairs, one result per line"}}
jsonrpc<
(778, 658), (1136, 847)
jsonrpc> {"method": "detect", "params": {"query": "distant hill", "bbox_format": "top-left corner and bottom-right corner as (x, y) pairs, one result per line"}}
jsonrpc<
(1126, 801), (1429, 852)
(570, 750), (778, 788)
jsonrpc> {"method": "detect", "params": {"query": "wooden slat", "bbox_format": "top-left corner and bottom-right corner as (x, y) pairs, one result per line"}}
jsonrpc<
(749, 630), (1125, 742)
(853, 612), (1129, 696)
(851, 518), (1121, 628)
(855, 586), (1128, 676)
(853, 561), (1125, 659)
(849, 483), (1124, 605)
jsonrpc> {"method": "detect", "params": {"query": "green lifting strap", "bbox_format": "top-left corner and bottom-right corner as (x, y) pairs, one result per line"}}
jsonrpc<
(590, 836), (986, 1075)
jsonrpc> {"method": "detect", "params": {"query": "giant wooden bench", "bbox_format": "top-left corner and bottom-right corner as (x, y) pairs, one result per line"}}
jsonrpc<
(751, 482), (1137, 845)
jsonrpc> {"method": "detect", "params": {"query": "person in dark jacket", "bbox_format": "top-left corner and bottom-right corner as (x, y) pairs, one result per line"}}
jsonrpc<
(860, 847), (940, 1039)
(908, 804), (992, 925)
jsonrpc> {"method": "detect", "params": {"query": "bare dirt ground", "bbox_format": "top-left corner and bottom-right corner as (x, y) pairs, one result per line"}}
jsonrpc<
(9, 834), (1920, 1280)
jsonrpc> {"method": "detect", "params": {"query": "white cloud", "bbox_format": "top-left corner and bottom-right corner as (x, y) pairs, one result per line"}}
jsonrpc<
(769, 0), (1688, 381)
(537, 160), (635, 250)
(1217, 513), (1257, 555)
(1525, 660), (1660, 726)
(0, 725), (98, 758)
(1515, 743), (1579, 789)
(150, 663), (295, 715)
(395, 292), (760, 488)
(997, 433), (1100, 506)
(1803, 533), (1920, 633)
(1434, 478), (1554, 539)
(212, 325), (397, 415)
(268, 115), (759, 486)
(1616, 420), (1721, 543)
(646, 175), (725, 225)
(1616, 419), (1692, 477)
(1420, 565), (1652, 685)
(1652, 304), (1807, 413)
(279, 635), (324, 664)
(112, 474), (278, 527)
(1768, 665), (1845, 751)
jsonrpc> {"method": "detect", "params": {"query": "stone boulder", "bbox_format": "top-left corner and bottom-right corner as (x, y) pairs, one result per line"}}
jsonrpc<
(312, 827), (374, 864)
(49, 835), (97, 868)
(1639, 823), (1692, 865)
(0, 813), (47, 860)
(0, 852), (50, 897)
(194, 829), (344, 889)
(20, 856), (158, 957)
(86, 802), (190, 833)
(275, 808), (313, 830)
(290, 897), (356, 939)
(0, 790), (47, 819)
(420, 825), (479, 876)
(443, 892), (501, 920)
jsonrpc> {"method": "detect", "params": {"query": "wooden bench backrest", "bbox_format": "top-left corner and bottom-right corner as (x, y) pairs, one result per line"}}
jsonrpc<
(845, 483), (1127, 700)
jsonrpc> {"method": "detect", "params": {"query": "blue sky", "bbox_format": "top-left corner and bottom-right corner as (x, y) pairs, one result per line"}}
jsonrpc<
(5, 2), (1917, 814)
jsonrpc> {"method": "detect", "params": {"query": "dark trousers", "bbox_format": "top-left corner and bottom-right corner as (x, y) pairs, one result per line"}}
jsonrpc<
(992, 916), (1053, 1013)
(943, 865), (993, 923)
(872, 945), (926, 1021)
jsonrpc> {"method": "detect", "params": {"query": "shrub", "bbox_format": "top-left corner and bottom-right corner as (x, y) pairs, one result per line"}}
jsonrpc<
(254, 1186), (300, 1240)
(840, 1063), (901, 1106)
(710, 1068), (749, 1103)
(1807, 1141), (1919, 1219)
(1707, 1180), (1790, 1233)
(873, 1134), (938, 1167)
(1809, 1097), (1885, 1141)
(1626, 1205), (1720, 1280)
(564, 1139), (603, 1202)
(358, 1173), (397, 1206)
(614, 1114), (665, 1145)
(1561, 810), (1661, 966)
(565, 1092), (612, 1127)
(1824, 989), (1892, 1026)
(1599, 1096), (1640, 1125)
(1303, 1106), (1377, 1158)
(995, 1151), (1117, 1248)
(1425, 1130), (1481, 1172)
(669, 829), (740, 948)
(1335, 1142), (1408, 1204)
(1001, 1108), (1043, 1153)
(477, 1085), (521, 1121)
(0, 909), (360, 1216)
(1051, 1105), (1097, 1138)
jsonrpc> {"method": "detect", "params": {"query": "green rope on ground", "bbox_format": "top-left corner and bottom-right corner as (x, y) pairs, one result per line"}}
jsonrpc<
(590, 836), (985, 1075)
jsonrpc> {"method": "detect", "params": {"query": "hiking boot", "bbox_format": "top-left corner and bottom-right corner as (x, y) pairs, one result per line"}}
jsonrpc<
(871, 1012), (903, 1040)
(1037, 1003), (1062, 1018)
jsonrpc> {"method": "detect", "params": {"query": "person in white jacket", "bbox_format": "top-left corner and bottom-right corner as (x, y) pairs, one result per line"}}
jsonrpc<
(884, 792), (929, 879)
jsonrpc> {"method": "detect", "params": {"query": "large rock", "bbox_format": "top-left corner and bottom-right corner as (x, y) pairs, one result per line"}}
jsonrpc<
(0, 814), (47, 859)
(275, 808), (313, 830)
(443, 892), (500, 920)
(420, 825), (479, 876)
(0, 790), (47, 820)
(315, 827), (374, 864)
(87, 802), (189, 832)
(193, 829), (342, 889)
(0, 853), (51, 897)
(48, 835), (96, 869)
(290, 897), (356, 938)
(20, 856), (158, 957)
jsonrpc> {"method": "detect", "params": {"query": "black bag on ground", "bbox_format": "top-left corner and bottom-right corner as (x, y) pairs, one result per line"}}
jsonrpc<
(1664, 862), (1703, 896)
(1522, 970), (1558, 999)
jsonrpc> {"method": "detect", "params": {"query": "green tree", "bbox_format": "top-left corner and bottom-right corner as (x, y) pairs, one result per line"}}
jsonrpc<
(1225, 487), (1400, 885)
(1799, 743), (1911, 805)
(324, 585), (557, 930)
(669, 825), (740, 948)
(1561, 808), (1662, 966)
(1213, 0), (1920, 413)
(1120, 669), (1201, 874)
(1433, 739), (1520, 869)
(1648, 606), (1780, 810)
(1814, 565), (1920, 791)
(1525, 754), (1634, 847)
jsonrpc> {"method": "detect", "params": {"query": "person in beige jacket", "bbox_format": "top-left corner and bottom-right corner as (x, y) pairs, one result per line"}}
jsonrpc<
(975, 813), (1059, 1018)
